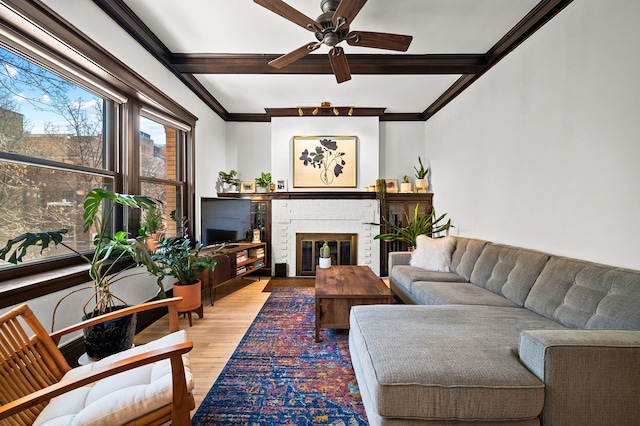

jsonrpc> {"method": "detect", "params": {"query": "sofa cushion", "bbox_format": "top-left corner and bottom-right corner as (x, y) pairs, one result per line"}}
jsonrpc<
(410, 235), (455, 272)
(449, 237), (489, 281)
(349, 304), (566, 422)
(470, 243), (550, 306)
(411, 281), (520, 307)
(391, 265), (466, 294)
(34, 330), (194, 426)
(525, 256), (640, 329)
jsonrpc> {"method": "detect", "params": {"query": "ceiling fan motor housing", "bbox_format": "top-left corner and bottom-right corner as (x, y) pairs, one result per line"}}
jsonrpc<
(315, 0), (349, 46)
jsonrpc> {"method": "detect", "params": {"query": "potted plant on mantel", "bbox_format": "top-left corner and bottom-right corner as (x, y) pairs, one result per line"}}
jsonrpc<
(414, 156), (429, 193)
(0, 188), (165, 360)
(255, 172), (272, 193)
(153, 229), (217, 313)
(218, 169), (240, 193)
(372, 204), (453, 250)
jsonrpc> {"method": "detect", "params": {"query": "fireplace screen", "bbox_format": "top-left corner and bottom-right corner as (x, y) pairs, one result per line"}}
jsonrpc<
(296, 233), (357, 276)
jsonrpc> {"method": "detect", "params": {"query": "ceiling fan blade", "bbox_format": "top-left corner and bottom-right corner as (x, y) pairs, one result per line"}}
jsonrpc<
(328, 46), (351, 84)
(254, 0), (322, 32)
(346, 31), (413, 51)
(332, 0), (367, 27)
(269, 42), (321, 69)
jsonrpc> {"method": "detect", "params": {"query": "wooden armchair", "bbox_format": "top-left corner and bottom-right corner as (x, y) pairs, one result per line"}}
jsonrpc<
(0, 297), (194, 426)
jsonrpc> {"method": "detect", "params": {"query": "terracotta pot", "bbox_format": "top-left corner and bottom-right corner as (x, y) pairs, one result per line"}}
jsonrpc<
(145, 233), (163, 252)
(173, 281), (202, 312)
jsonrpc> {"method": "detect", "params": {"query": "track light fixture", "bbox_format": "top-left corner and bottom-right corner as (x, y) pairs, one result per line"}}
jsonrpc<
(297, 101), (355, 117)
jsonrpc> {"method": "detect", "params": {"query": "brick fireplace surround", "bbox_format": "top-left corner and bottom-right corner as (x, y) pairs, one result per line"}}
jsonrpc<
(270, 195), (381, 277)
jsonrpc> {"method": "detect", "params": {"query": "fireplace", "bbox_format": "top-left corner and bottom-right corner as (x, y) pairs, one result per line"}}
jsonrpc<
(296, 233), (357, 276)
(270, 198), (380, 277)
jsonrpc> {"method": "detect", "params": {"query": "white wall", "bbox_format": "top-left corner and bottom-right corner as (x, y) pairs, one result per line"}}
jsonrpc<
(225, 122), (272, 188)
(271, 116), (380, 190)
(380, 121), (428, 187)
(425, 0), (640, 269)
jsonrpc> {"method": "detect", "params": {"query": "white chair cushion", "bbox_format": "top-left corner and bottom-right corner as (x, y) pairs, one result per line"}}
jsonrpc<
(410, 235), (455, 272)
(34, 330), (193, 426)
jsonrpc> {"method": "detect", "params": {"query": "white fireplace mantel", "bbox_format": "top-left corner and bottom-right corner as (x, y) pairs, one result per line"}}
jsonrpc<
(271, 198), (381, 276)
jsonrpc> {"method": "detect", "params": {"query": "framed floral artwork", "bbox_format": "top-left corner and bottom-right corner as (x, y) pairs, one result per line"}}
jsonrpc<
(293, 136), (357, 188)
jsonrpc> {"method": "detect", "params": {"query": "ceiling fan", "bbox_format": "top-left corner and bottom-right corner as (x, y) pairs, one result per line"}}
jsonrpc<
(254, 0), (413, 83)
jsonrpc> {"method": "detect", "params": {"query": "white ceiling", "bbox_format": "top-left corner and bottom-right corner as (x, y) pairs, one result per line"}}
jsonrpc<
(120, 0), (542, 115)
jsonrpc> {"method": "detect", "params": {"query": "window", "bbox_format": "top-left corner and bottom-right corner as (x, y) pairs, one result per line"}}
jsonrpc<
(0, 5), (196, 304)
(139, 115), (186, 237)
(0, 46), (113, 265)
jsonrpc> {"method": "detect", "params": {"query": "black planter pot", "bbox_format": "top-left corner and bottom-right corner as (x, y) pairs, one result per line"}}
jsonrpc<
(82, 305), (137, 360)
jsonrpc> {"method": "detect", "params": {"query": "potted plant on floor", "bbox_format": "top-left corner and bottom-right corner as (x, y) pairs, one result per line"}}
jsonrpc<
(372, 204), (453, 250)
(255, 172), (272, 193)
(0, 188), (165, 360)
(140, 204), (165, 251)
(153, 229), (218, 312)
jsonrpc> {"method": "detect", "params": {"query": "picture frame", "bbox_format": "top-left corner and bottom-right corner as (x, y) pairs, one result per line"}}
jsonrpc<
(274, 177), (288, 192)
(293, 136), (357, 188)
(385, 179), (399, 193)
(239, 180), (255, 193)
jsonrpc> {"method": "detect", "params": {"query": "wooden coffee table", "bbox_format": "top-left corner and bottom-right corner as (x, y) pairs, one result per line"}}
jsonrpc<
(315, 265), (394, 342)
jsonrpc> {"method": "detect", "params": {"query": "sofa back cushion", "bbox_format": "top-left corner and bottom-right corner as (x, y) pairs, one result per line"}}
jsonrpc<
(470, 243), (550, 306)
(450, 237), (489, 281)
(525, 257), (640, 329)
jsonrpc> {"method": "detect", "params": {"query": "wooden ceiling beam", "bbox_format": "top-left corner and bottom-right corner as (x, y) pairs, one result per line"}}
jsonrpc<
(170, 54), (486, 75)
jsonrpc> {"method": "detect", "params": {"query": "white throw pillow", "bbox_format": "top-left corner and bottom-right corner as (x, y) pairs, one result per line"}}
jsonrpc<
(410, 235), (455, 272)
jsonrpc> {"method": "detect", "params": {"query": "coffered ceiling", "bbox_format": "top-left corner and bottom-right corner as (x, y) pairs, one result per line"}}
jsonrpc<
(94, 0), (573, 121)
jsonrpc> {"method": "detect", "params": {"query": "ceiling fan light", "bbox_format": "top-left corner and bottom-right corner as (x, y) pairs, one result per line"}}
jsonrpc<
(333, 107), (339, 115)
(298, 107), (304, 116)
(312, 107), (319, 115)
(348, 107), (354, 116)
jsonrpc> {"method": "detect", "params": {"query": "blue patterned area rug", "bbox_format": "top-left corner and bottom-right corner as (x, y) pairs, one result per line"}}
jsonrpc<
(191, 286), (368, 425)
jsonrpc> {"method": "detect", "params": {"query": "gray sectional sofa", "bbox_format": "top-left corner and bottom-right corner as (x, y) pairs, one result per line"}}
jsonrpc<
(349, 237), (640, 425)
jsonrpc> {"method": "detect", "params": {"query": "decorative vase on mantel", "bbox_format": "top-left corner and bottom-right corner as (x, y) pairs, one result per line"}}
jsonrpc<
(415, 178), (428, 193)
(400, 182), (413, 193)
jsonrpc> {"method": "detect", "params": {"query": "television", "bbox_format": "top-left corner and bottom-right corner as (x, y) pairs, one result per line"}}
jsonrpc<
(200, 198), (252, 246)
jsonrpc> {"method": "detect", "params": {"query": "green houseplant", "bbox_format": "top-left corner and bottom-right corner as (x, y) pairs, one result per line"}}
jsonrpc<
(372, 204), (453, 249)
(153, 229), (217, 312)
(255, 172), (272, 192)
(414, 156), (429, 192)
(318, 241), (331, 269)
(140, 205), (165, 251)
(0, 188), (164, 359)
(218, 170), (240, 192)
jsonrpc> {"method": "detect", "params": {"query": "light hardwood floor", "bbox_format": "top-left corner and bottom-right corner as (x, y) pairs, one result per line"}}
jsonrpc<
(134, 277), (271, 411)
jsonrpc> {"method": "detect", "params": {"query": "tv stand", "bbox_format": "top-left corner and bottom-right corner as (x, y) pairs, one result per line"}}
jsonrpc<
(199, 242), (267, 305)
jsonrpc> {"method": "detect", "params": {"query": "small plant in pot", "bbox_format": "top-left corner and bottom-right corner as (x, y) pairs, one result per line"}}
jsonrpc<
(140, 204), (165, 251)
(218, 170), (240, 192)
(318, 241), (331, 269)
(0, 188), (165, 360)
(414, 156), (429, 192)
(400, 175), (413, 193)
(255, 172), (272, 193)
(153, 229), (217, 312)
